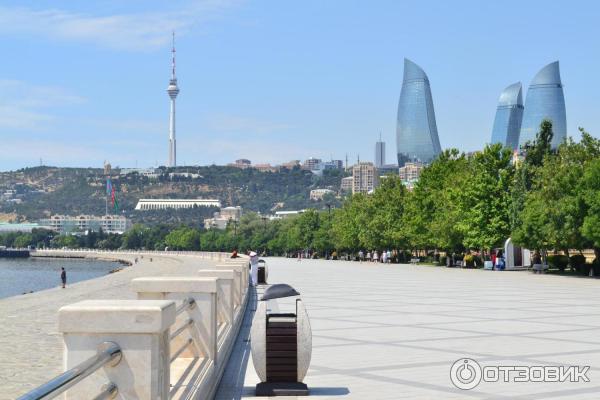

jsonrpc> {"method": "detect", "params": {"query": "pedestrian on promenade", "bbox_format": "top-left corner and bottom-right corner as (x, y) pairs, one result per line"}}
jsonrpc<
(60, 267), (66, 289)
(358, 250), (364, 263)
(495, 250), (505, 271)
(366, 251), (371, 262)
(249, 251), (259, 286)
(373, 250), (379, 263)
(386, 250), (392, 263)
(382, 250), (388, 264)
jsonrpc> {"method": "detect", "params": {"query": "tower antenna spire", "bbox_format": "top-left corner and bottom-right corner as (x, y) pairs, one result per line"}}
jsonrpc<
(171, 31), (176, 80)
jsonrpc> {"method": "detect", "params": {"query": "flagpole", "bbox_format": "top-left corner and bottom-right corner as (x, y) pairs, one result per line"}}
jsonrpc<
(105, 177), (109, 216)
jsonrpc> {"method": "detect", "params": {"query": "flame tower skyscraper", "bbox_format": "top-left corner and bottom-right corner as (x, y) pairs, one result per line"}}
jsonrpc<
(167, 32), (180, 167)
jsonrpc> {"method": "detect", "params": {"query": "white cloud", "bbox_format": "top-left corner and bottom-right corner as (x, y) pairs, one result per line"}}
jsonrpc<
(0, 1), (238, 51)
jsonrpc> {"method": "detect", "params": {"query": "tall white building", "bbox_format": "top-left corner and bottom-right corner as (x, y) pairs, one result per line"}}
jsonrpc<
(167, 32), (180, 167)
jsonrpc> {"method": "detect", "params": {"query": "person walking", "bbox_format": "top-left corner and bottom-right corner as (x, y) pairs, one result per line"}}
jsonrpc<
(60, 267), (67, 289)
(373, 250), (379, 263)
(358, 250), (364, 263)
(382, 250), (388, 264)
(249, 251), (259, 286)
(366, 251), (372, 262)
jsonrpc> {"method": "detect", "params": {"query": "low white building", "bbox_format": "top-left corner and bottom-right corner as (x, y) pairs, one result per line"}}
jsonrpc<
(273, 210), (305, 219)
(135, 198), (221, 210)
(310, 189), (334, 201)
(119, 168), (161, 179)
(204, 206), (243, 230)
(40, 215), (131, 234)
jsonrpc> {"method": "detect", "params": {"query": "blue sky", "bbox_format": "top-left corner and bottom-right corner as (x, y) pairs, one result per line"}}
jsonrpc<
(0, 0), (598, 170)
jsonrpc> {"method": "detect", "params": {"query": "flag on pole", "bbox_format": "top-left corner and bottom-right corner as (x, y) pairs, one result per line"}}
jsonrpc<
(110, 185), (119, 213)
(106, 178), (113, 196)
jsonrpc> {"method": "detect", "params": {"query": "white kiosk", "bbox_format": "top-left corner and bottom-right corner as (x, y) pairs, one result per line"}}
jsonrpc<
(504, 238), (531, 270)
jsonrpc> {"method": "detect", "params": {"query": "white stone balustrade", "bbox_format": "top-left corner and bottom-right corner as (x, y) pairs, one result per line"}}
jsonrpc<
(197, 270), (236, 327)
(131, 277), (219, 365)
(216, 260), (249, 296)
(59, 300), (176, 400)
(22, 251), (249, 400)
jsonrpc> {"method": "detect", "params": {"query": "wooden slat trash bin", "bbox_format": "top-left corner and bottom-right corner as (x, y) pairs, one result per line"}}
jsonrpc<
(251, 284), (311, 396)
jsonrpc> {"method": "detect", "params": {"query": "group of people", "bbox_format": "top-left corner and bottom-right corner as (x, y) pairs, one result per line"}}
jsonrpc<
(358, 250), (393, 263)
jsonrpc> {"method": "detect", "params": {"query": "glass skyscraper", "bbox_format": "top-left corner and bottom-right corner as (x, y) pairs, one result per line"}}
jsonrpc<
(519, 61), (567, 149)
(490, 82), (524, 150)
(396, 59), (441, 167)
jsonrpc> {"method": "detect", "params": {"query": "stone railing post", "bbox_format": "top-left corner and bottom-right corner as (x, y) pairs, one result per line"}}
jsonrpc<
(131, 277), (219, 364)
(216, 260), (249, 295)
(59, 300), (176, 400)
(197, 270), (236, 326)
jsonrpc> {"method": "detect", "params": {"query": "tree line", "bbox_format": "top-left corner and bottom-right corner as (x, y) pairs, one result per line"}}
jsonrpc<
(2, 121), (599, 271)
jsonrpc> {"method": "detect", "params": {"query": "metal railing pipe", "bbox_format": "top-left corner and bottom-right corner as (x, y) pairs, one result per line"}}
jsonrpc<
(175, 297), (195, 315)
(17, 342), (122, 400)
(91, 383), (118, 400)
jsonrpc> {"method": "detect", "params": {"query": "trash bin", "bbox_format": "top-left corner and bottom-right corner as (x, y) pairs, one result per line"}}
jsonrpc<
(251, 284), (311, 396)
(257, 259), (269, 284)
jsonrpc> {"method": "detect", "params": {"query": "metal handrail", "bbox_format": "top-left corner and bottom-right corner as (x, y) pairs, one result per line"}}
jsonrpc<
(175, 297), (195, 315)
(17, 342), (122, 400)
(91, 383), (118, 400)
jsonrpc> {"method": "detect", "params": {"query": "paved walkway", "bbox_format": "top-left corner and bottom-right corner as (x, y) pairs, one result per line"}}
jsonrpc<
(0, 251), (221, 400)
(216, 258), (600, 399)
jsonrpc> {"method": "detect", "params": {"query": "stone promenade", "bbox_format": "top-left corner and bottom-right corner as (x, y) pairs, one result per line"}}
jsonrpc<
(216, 258), (600, 399)
(0, 251), (223, 400)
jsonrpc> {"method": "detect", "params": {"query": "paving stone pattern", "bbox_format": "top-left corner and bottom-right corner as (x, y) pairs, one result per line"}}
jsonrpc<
(216, 258), (600, 400)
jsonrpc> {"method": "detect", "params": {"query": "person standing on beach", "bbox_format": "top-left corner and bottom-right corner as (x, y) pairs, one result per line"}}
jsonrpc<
(60, 267), (67, 289)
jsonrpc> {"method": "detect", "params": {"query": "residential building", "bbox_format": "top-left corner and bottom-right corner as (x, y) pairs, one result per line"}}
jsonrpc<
(352, 162), (379, 194)
(135, 198), (221, 210)
(519, 61), (567, 149)
(40, 215), (131, 234)
(302, 157), (322, 171)
(310, 189), (335, 201)
(254, 163), (277, 173)
(396, 58), (442, 167)
(279, 160), (301, 169)
(491, 82), (524, 150)
(228, 159), (252, 169)
(340, 176), (353, 192)
(399, 161), (425, 184)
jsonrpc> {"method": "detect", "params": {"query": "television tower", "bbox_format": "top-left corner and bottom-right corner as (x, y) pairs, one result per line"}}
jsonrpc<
(167, 31), (180, 167)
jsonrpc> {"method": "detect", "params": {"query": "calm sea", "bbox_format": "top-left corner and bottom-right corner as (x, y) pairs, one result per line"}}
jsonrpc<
(0, 257), (124, 299)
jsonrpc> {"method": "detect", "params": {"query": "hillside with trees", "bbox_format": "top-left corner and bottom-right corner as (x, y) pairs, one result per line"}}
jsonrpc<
(0, 166), (346, 223)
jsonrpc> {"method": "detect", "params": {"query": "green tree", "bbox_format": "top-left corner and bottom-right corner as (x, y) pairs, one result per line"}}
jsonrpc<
(459, 143), (514, 250)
